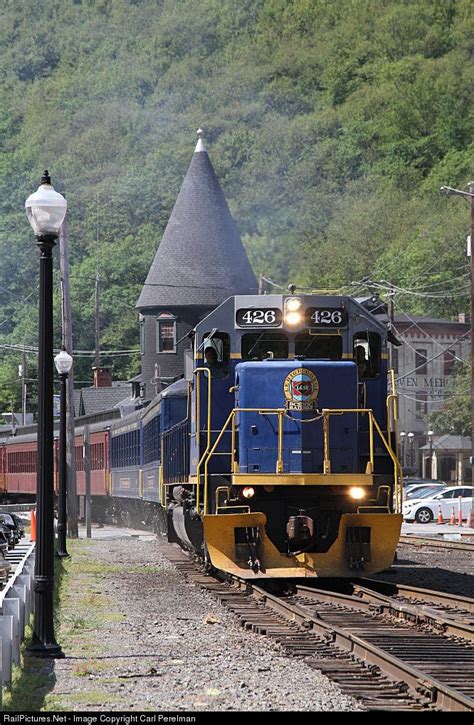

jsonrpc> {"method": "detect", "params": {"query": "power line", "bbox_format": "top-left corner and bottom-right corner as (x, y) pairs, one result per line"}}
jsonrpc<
(394, 329), (471, 382)
(393, 299), (467, 366)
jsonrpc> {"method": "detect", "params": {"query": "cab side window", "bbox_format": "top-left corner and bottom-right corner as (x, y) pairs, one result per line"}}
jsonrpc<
(201, 331), (230, 379)
(353, 332), (381, 379)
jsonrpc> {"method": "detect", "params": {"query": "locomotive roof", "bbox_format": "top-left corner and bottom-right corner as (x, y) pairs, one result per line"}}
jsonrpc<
(136, 135), (257, 310)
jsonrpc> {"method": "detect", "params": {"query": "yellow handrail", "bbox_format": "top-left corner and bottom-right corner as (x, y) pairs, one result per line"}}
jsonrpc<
(201, 408), (286, 514)
(196, 405), (403, 516)
(386, 368), (402, 511)
(193, 367), (212, 513)
(321, 408), (401, 509)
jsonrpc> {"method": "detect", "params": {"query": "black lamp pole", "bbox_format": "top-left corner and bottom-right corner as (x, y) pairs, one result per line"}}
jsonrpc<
(26, 171), (65, 659)
(56, 370), (69, 558)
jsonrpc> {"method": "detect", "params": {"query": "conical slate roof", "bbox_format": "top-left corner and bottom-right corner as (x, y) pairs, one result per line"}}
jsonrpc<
(137, 136), (257, 309)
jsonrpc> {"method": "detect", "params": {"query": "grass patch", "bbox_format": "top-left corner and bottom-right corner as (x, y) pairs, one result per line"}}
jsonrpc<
(72, 659), (108, 677)
(4, 539), (129, 711)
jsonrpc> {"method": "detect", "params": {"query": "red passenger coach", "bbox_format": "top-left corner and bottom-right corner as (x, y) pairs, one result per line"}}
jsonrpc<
(5, 434), (38, 499)
(0, 442), (6, 495)
(74, 425), (110, 498)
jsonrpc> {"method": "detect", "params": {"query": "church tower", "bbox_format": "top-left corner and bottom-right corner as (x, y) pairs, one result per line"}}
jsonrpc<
(136, 131), (257, 399)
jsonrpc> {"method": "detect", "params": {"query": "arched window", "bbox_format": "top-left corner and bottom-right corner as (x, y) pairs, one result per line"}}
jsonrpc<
(156, 313), (177, 353)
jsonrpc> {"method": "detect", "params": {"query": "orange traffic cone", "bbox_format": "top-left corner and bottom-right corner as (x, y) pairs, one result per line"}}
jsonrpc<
(467, 508), (473, 529)
(30, 509), (36, 542)
(449, 506), (456, 526)
(458, 497), (463, 527)
(437, 506), (444, 524)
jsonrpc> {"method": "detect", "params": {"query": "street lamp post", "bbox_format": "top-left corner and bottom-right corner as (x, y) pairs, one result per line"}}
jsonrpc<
(54, 349), (73, 558)
(427, 430), (434, 479)
(408, 431), (415, 470)
(25, 171), (66, 658)
(399, 431), (406, 470)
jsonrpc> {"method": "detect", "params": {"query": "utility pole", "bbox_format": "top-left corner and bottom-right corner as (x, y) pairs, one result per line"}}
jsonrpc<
(95, 271), (100, 369)
(84, 424), (92, 539)
(258, 273), (264, 295)
(19, 350), (27, 425)
(59, 214), (78, 538)
(440, 182), (474, 528)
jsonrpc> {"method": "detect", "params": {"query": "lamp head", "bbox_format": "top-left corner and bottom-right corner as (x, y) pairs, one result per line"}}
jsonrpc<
(25, 171), (67, 237)
(54, 349), (73, 375)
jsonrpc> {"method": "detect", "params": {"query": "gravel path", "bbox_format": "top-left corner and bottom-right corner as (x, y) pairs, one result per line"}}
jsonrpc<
(42, 534), (359, 711)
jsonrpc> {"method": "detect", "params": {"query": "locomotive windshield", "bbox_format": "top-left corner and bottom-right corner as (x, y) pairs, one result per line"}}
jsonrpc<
(295, 333), (342, 360)
(241, 333), (289, 360)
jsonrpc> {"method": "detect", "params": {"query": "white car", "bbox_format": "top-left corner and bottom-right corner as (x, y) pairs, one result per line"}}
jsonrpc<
(403, 485), (474, 523)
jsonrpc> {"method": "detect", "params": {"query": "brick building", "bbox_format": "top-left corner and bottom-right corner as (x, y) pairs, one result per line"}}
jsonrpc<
(393, 313), (470, 480)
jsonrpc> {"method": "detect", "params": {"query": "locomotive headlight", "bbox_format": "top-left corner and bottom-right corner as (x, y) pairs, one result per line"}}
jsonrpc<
(242, 486), (255, 499)
(285, 310), (303, 326)
(285, 297), (302, 312)
(349, 486), (366, 500)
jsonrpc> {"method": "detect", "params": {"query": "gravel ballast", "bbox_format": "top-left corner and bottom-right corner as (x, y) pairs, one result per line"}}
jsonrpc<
(30, 532), (360, 712)
(371, 542), (474, 596)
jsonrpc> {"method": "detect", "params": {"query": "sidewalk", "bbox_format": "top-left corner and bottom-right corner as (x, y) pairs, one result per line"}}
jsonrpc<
(402, 521), (474, 537)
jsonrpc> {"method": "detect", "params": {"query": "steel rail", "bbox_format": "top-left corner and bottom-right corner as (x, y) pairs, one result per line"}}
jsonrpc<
(247, 582), (474, 712)
(294, 583), (474, 642)
(159, 541), (474, 711)
(355, 578), (474, 615)
(399, 535), (474, 551)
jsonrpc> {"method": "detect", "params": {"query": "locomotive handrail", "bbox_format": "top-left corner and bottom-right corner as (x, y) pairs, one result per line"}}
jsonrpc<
(201, 407), (286, 514)
(199, 406), (403, 516)
(322, 408), (403, 511)
(194, 367), (212, 513)
(386, 368), (402, 512)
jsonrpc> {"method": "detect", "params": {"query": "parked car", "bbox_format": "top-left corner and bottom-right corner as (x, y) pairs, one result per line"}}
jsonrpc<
(403, 486), (474, 523)
(0, 513), (21, 547)
(403, 484), (446, 501)
(0, 528), (9, 558)
(403, 477), (446, 488)
(10, 513), (25, 539)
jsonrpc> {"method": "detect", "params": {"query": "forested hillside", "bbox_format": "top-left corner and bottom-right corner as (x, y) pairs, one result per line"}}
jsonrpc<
(1, 0), (473, 414)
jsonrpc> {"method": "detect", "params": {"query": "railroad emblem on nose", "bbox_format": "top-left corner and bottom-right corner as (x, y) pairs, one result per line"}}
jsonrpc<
(284, 368), (319, 411)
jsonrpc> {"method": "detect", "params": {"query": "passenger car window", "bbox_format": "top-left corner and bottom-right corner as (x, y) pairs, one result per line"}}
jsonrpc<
(439, 490), (455, 499)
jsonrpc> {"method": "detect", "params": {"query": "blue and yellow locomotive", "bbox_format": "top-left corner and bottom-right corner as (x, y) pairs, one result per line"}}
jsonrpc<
(123, 291), (402, 579)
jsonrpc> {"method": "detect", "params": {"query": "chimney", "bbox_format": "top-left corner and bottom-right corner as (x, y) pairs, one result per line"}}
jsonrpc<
(92, 367), (112, 387)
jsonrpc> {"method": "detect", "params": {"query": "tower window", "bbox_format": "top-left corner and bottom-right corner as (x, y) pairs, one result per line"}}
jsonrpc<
(157, 313), (177, 353)
(140, 319), (145, 355)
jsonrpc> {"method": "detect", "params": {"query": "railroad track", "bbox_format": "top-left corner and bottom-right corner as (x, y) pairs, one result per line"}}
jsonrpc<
(159, 543), (474, 712)
(399, 534), (474, 551)
(353, 578), (474, 633)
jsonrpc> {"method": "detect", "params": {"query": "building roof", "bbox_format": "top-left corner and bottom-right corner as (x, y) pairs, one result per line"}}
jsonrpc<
(136, 133), (257, 310)
(394, 314), (470, 339)
(419, 434), (471, 451)
(77, 386), (132, 417)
